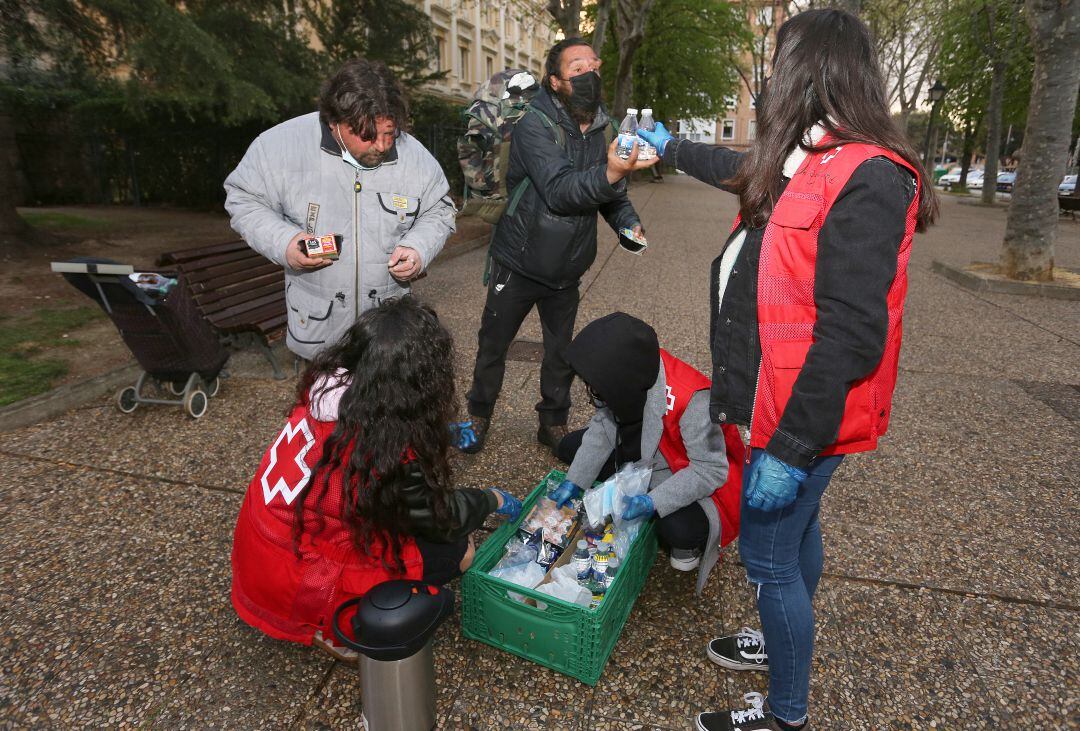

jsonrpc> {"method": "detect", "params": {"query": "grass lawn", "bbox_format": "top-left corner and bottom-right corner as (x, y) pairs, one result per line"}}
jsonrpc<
(20, 211), (111, 230)
(0, 306), (105, 406)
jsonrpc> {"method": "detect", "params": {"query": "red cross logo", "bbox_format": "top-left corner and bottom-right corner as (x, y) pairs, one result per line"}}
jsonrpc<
(261, 418), (315, 506)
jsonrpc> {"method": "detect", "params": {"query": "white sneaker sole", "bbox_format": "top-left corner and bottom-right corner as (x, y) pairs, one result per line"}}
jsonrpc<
(670, 555), (701, 571)
(706, 645), (769, 672)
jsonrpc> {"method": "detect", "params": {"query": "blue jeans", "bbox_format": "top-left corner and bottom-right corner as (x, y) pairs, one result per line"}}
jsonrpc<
(738, 448), (844, 725)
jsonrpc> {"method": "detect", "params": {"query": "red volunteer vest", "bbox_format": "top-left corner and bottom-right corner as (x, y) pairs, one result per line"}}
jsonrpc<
(231, 402), (423, 644)
(730, 141), (919, 455)
(657, 349), (744, 548)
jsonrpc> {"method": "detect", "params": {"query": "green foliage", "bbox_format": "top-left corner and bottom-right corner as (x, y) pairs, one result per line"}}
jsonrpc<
(2, 0), (452, 207)
(936, 0), (1033, 137)
(302, 0), (446, 88)
(409, 94), (465, 198)
(627, 0), (749, 123)
(593, 0), (747, 122)
(0, 306), (103, 406)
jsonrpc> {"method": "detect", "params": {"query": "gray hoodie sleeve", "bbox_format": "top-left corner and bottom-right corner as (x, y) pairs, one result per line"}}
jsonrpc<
(647, 390), (729, 517)
(397, 146), (456, 272)
(565, 409), (618, 489)
(223, 135), (301, 267)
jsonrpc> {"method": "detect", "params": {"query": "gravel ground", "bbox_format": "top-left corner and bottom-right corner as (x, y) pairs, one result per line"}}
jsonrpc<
(1, 176), (1077, 729)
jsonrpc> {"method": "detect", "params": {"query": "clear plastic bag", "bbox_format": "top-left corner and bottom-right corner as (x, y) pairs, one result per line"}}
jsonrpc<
(583, 460), (654, 528)
(535, 564), (592, 607)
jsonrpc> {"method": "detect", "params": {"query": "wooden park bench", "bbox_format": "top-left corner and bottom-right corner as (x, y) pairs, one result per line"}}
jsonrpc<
(157, 239), (288, 379)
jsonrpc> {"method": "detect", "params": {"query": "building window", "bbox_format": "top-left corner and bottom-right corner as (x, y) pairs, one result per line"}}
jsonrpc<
(486, 55), (494, 79)
(748, 120), (757, 141)
(460, 46), (471, 82)
(435, 34), (448, 72)
(721, 119), (736, 141)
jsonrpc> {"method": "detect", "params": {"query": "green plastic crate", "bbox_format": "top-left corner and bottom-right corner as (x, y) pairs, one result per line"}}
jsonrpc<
(461, 469), (658, 685)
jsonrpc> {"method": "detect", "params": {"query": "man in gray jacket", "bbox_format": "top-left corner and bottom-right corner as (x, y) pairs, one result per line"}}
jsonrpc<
(224, 58), (456, 360)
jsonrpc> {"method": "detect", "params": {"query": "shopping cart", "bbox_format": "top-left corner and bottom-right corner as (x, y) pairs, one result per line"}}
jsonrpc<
(51, 258), (229, 418)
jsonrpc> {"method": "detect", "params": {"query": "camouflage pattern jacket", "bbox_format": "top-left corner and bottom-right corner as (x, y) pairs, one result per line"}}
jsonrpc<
(491, 88), (640, 290)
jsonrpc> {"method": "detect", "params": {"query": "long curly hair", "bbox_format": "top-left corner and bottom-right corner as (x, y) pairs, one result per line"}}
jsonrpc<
(290, 297), (456, 574)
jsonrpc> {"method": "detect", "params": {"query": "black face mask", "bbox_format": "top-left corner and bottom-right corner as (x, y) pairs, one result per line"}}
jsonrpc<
(563, 70), (602, 116)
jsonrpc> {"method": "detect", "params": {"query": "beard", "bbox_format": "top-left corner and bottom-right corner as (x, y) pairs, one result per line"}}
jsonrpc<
(358, 149), (387, 167)
(556, 86), (597, 126)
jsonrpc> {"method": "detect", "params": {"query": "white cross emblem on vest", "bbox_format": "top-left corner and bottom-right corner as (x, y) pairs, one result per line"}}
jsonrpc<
(665, 385), (675, 413)
(261, 418), (315, 506)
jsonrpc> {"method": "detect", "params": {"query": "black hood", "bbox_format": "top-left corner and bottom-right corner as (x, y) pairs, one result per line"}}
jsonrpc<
(565, 312), (660, 425)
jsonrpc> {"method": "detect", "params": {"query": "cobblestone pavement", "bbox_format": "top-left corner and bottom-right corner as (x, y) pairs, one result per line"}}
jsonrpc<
(1, 177), (1077, 729)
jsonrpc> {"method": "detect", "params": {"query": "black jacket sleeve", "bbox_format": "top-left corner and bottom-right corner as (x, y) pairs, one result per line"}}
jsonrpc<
(598, 195), (640, 235)
(512, 112), (625, 215)
(767, 157), (916, 468)
(400, 468), (499, 543)
(662, 138), (745, 191)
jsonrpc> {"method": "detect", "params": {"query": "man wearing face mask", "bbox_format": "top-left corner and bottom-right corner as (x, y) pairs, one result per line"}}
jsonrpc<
(455, 38), (658, 456)
(224, 58), (455, 360)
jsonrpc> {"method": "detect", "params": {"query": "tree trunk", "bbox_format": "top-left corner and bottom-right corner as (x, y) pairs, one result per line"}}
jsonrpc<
(959, 117), (978, 188)
(611, 0), (655, 117)
(591, 0), (612, 54)
(1001, 0), (1080, 280)
(981, 60), (1006, 205)
(546, 0), (582, 38)
(0, 112), (33, 254)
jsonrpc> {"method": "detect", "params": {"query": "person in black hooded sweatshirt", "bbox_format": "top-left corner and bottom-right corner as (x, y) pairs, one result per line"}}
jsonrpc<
(549, 313), (744, 593)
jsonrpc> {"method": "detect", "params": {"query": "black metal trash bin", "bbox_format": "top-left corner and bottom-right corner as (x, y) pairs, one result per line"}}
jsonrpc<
(333, 580), (454, 731)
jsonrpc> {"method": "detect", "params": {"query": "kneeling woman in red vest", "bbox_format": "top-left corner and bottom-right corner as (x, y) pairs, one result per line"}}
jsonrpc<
(638, 9), (938, 731)
(231, 297), (521, 663)
(549, 312), (744, 596)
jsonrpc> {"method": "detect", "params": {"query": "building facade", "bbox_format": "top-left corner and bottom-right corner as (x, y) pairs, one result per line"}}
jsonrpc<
(417, 1), (557, 103)
(711, 1), (787, 150)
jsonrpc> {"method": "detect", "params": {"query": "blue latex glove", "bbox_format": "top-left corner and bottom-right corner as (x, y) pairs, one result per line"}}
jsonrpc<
(549, 479), (582, 508)
(744, 451), (809, 512)
(492, 489), (522, 521)
(636, 121), (674, 156)
(450, 420), (478, 451)
(621, 494), (655, 521)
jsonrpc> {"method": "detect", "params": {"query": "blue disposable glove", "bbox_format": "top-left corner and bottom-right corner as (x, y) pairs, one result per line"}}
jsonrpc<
(549, 479), (582, 508)
(636, 121), (674, 156)
(492, 489), (523, 521)
(450, 420), (478, 451)
(744, 451), (808, 512)
(621, 494), (655, 521)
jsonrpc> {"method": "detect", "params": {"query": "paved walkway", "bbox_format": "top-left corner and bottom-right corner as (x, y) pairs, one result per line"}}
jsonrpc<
(1, 175), (1077, 729)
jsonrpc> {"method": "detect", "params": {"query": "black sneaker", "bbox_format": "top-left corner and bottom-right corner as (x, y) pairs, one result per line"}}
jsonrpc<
(707, 627), (769, 671)
(536, 423), (570, 456)
(451, 416), (489, 454)
(696, 693), (777, 731)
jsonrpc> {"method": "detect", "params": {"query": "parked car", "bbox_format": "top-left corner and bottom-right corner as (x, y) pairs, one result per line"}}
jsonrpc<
(996, 171), (1017, 193)
(939, 168), (982, 192)
(1060, 174), (1077, 195)
(966, 170), (986, 191)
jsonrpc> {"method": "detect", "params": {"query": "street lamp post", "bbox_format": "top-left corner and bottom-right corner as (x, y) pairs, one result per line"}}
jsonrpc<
(922, 80), (948, 171)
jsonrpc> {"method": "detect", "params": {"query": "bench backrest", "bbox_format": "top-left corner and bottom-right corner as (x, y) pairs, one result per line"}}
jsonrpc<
(157, 240), (286, 340)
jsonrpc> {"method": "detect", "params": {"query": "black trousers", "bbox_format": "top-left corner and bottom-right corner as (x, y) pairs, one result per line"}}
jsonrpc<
(556, 428), (710, 551)
(466, 260), (579, 426)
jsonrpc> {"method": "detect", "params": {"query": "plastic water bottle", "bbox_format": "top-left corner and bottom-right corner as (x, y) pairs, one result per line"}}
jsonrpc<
(572, 540), (592, 583)
(638, 108), (656, 160)
(591, 540), (613, 581)
(616, 108), (639, 160)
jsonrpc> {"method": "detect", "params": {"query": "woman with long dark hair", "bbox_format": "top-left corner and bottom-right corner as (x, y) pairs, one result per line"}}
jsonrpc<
(638, 9), (937, 731)
(230, 297), (520, 662)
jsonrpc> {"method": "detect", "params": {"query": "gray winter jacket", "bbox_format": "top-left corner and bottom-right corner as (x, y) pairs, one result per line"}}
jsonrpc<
(224, 112), (456, 359)
(565, 359), (731, 594)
